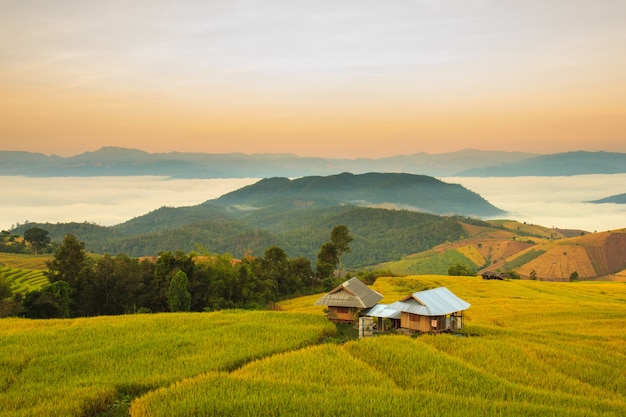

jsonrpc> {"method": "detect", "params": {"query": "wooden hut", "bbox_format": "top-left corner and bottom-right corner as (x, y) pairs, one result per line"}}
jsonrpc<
(363, 287), (470, 333)
(314, 277), (384, 323)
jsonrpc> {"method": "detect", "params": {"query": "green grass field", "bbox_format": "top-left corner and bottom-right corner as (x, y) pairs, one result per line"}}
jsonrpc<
(2, 276), (626, 416)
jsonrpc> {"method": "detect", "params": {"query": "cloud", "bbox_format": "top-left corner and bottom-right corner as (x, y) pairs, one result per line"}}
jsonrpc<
(0, 176), (257, 229)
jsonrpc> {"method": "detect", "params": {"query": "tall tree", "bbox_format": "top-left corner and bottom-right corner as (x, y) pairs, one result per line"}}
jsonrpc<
(330, 225), (353, 279)
(24, 227), (50, 255)
(258, 246), (289, 298)
(316, 241), (338, 290)
(45, 234), (87, 287)
(167, 270), (191, 312)
(45, 234), (93, 316)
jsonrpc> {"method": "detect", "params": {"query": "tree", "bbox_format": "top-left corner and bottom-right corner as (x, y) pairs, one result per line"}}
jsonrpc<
(259, 246), (289, 298)
(46, 234), (88, 287)
(330, 225), (353, 279)
(0, 277), (21, 317)
(45, 234), (93, 316)
(316, 242), (338, 290)
(448, 263), (475, 276)
(153, 251), (195, 312)
(167, 270), (191, 312)
(24, 227), (50, 255)
(21, 281), (72, 319)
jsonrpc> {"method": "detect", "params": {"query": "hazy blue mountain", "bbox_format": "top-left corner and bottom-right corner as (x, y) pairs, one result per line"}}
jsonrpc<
(0, 146), (536, 178)
(588, 193), (626, 204)
(208, 172), (504, 217)
(456, 151), (626, 177)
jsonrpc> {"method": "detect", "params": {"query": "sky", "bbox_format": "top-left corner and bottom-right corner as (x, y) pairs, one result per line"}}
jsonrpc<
(1, 0), (625, 158)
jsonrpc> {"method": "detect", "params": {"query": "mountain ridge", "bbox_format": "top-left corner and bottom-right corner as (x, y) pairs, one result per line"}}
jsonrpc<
(0, 146), (540, 178)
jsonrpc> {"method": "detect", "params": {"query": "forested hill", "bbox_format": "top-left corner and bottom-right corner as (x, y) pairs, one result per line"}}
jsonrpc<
(9, 173), (505, 267)
(208, 172), (504, 217)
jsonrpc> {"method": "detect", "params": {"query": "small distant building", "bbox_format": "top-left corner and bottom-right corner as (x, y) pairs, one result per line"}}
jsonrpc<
(363, 287), (470, 333)
(314, 277), (384, 323)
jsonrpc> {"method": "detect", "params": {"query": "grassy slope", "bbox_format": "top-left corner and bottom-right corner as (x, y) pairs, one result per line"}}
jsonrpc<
(374, 223), (626, 280)
(130, 276), (626, 416)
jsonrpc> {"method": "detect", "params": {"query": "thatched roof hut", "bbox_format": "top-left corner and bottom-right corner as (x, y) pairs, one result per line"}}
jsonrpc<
(314, 277), (384, 322)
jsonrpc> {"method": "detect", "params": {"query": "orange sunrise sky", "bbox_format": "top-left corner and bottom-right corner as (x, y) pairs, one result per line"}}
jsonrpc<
(1, 0), (625, 158)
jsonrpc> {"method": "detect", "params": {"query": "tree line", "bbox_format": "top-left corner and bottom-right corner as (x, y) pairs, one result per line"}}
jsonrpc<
(3, 226), (355, 319)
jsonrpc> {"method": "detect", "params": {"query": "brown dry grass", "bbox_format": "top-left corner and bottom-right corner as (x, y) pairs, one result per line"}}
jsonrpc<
(517, 245), (596, 280)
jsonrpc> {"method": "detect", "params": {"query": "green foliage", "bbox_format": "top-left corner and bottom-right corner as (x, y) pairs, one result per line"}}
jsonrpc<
(448, 262), (476, 276)
(11, 207), (475, 269)
(167, 270), (191, 312)
(21, 280), (72, 318)
(19, 241), (322, 317)
(23, 227), (51, 255)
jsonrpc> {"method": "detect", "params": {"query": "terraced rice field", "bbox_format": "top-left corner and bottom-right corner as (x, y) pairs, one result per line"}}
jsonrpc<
(0, 266), (48, 293)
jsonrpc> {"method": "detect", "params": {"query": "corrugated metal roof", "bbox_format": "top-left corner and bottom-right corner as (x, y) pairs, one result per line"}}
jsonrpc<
(407, 287), (470, 316)
(361, 303), (402, 319)
(314, 277), (384, 308)
(363, 287), (470, 317)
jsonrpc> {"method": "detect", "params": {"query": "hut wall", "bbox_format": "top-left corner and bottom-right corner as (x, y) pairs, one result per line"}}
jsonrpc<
(401, 313), (458, 332)
(401, 312), (431, 332)
(327, 306), (357, 322)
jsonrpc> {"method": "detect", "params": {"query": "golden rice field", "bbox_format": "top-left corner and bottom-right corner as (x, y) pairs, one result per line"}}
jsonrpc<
(2, 275), (626, 417)
(0, 311), (335, 417)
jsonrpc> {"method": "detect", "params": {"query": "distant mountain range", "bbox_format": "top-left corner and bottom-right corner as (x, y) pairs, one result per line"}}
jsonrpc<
(5, 146), (625, 178)
(588, 193), (626, 204)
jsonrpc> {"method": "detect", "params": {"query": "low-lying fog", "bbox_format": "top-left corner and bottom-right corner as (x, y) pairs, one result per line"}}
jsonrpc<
(2, 174), (625, 233)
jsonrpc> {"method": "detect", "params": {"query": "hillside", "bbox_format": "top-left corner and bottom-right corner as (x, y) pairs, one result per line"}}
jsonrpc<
(378, 221), (626, 281)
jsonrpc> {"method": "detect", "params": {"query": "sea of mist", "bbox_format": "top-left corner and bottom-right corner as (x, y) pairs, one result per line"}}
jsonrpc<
(1, 174), (625, 233)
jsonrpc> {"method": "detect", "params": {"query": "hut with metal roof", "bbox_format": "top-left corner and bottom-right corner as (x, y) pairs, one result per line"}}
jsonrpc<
(314, 277), (384, 323)
(363, 287), (470, 333)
